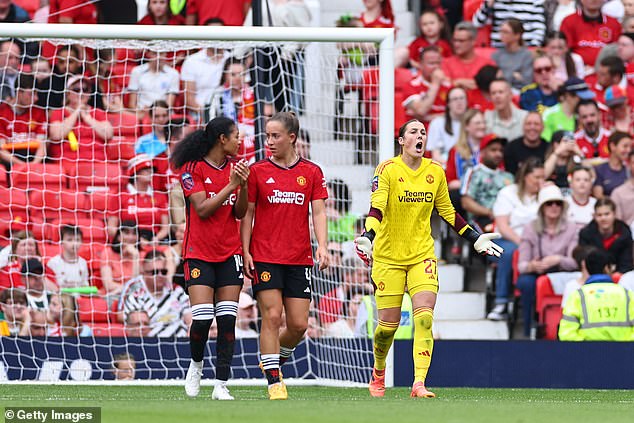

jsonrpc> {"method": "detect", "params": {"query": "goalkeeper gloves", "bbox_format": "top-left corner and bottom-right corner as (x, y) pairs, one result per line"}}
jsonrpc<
(354, 230), (375, 266)
(473, 232), (504, 257)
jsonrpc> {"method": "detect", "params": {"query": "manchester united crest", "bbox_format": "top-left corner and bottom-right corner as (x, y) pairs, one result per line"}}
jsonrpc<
(599, 27), (612, 42)
(190, 268), (200, 279)
(297, 176), (307, 186)
(260, 271), (271, 282)
(378, 281), (385, 291)
(426, 174), (434, 184)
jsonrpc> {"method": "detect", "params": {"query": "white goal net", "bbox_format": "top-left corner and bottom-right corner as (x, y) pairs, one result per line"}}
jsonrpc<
(0, 24), (394, 385)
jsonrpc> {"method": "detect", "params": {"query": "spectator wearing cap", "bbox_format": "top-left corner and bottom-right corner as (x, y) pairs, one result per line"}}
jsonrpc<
(485, 79), (528, 141)
(603, 85), (633, 133)
(135, 100), (169, 158)
(235, 291), (258, 338)
(48, 74), (114, 164)
(516, 184), (579, 337)
(21, 258), (52, 311)
(560, 0), (621, 67)
(542, 77), (595, 141)
(574, 99), (611, 159)
(592, 131), (632, 198)
(461, 135), (513, 231)
(106, 154), (169, 243)
(0, 288), (28, 336)
(0, 73), (47, 165)
(504, 112), (548, 175)
(609, 148), (634, 227)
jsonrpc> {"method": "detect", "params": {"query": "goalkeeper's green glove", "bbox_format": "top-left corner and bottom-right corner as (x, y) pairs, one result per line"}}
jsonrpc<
(473, 232), (504, 257)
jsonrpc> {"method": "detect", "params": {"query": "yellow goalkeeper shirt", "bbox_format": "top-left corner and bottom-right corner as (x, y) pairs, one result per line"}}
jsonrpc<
(370, 156), (470, 265)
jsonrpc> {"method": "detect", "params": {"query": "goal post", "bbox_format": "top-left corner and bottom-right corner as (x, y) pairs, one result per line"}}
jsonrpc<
(0, 23), (394, 386)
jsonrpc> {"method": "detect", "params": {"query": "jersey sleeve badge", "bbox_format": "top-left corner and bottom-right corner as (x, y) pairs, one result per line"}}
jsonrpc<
(181, 172), (194, 191)
(371, 175), (379, 192)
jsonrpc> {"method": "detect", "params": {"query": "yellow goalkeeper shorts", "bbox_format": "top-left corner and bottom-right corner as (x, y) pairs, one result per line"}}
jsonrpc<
(371, 258), (439, 309)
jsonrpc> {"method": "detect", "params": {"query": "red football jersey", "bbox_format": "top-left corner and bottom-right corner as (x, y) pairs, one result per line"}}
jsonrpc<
(574, 128), (611, 159)
(560, 11), (621, 66)
(187, 0), (249, 26)
(107, 188), (168, 234)
(247, 158), (328, 266)
(181, 159), (242, 262)
(0, 103), (46, 141)
(408, 37), (452, 62)
(401, 74), (450, 127)
(49, 0), (98, 24)
(48, 107), (109, 162)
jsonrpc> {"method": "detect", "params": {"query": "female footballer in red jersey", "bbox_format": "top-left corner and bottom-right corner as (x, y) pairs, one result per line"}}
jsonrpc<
(241, 112), (329, 400)
(171, 116), (249, 401)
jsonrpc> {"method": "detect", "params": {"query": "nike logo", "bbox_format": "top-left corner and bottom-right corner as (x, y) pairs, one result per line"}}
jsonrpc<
(266, 177), (275, 184)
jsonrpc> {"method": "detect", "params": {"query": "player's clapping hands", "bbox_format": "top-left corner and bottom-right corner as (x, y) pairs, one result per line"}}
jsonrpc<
(230, 159), (250, 187)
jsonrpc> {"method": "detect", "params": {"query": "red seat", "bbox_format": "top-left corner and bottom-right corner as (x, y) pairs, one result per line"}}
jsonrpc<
(77, 295), (111, 323)
(11, 162), (66, 191)
(83, 190), (112, 221)
(29, 189), (85, 222)
(105, 136), (136, 162)
(78, 243), (104, 290)
(535, 275), (563, 340)
(107, 112), (138, 138)
(66, 162), (124, 193)
(90, 322), (125, 337)
(0, 187), (29, 237)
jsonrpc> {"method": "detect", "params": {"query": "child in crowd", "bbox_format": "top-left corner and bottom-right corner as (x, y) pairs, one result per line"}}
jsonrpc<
(46, 225), (89, 289)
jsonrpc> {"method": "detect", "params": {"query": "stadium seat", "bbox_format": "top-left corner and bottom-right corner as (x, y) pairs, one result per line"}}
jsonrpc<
(78, 243), (104, 290)
(0, 187), (28, 237)
(82, 190), (112, 220)
(106, 136), (136, 162)
(29, 189), (84, 222)
(535, 275), (563, 340)
(77, 295), (111, 323)
(66, 162), (125, 193)
(107, 112), (138, 138)
(11, 162), (66, 191)
(90, 322), (126, 337)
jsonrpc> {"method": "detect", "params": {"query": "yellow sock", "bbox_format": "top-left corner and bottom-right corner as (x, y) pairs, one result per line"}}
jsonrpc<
(373, 319), (399, 371)
(413, 307), (434, 383)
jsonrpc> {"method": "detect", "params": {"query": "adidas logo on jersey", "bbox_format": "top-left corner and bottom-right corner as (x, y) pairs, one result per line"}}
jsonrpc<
(266, 177), (275, 184)
(205, 177), (212, 183)
(304, 287), (310, 293)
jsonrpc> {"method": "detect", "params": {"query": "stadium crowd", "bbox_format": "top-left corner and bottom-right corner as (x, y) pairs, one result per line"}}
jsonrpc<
(0, 0), (633, 343)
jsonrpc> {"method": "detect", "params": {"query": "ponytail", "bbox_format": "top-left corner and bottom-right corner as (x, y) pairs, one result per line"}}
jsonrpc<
(170, 116), (235, 169)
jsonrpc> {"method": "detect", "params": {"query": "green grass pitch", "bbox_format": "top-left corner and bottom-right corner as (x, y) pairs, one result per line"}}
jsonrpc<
(2, 385), (634, 423)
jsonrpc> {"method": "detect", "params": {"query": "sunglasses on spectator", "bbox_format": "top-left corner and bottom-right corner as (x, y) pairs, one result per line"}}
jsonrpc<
(544, 201), (563, 207)
(144, 268), (168, 276)
(533, 66), (552, 74)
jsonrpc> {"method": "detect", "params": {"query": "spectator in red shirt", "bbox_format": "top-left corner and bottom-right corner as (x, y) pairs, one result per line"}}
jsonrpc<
(590, 56), (634, 111)
(48, 75), (114, 163)
(560, 0), (621, 67)
(443, 21), (494, 95)
(186, 0), (250, 26)
(408, 9), (452, 67)
(100, 221), (142, 295)
(138, 0), (185, 25)
(0, 73), (47, 165)
(402, 45), (450, 129)
(106, 154), (170, 243)
(574, 99), (610, 158)
(360, 0), (394, 28)
(603, 85), (634, 133)
(617, 33), (634, 86)
(48, 0), (98, 24)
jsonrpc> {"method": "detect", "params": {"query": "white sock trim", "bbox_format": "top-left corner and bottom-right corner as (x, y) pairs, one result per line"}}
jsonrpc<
(215, 301), (238, 317)
(261, 354), (280, 370)
(191, 303), (215, 320)
(279, 346), (295, 358)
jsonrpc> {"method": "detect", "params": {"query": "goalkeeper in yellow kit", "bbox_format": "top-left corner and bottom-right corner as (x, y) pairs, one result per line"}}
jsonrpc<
(354, 119), (503, 398)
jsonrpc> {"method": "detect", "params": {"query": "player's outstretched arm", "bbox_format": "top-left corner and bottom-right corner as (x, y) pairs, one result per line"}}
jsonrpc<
(355, 208), (382, 266)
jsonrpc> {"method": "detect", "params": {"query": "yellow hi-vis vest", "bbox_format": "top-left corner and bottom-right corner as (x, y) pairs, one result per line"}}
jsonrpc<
(362, 294), (413, 339)
(559, 282), (634, 341)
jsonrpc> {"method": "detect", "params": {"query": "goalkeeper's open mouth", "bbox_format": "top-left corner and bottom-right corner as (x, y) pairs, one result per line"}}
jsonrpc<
(415, 142), (424, 153)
